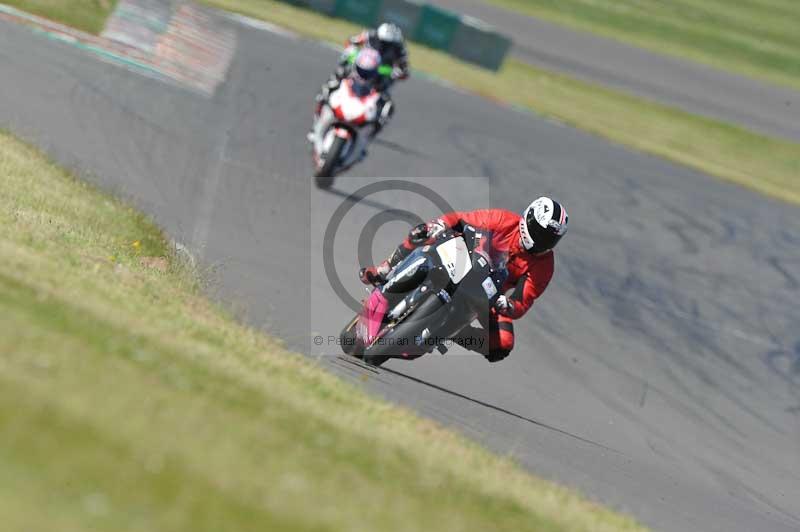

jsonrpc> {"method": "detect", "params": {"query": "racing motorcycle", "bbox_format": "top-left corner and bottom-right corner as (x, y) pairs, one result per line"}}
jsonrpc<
(310, 50), (393, 188)
(339, 225), (506, 366)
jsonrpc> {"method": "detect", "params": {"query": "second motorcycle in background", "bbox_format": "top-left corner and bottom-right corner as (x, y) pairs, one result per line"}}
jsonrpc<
(309, 47), (394, 188)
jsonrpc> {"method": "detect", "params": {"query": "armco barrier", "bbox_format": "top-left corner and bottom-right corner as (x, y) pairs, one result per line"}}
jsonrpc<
(378, 0), (422, 38)
(306, 0), (337, 15)
(413, 4), (459, 50)
(278, 0), (511, 70)
(449, 16), (511, 71)
(335, 0), (381, 26)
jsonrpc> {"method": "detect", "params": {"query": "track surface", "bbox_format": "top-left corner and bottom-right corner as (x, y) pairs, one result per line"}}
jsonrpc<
(2, 15), (800, 532)
(431, 0), (800, 142)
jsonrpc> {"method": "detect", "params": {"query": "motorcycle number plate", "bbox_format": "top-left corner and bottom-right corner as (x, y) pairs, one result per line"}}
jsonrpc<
(481, 277), (497, 299)
(436, 237), (472, 283)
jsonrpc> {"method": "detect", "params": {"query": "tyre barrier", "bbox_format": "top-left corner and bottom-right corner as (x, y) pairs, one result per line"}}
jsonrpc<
(287, 0), (511, 71)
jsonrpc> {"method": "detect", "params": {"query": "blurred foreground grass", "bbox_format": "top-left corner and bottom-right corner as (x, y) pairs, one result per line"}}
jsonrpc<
(204, 0), (800, 207)
(0, 130), (646, 531)
(487, 0), (800, 91)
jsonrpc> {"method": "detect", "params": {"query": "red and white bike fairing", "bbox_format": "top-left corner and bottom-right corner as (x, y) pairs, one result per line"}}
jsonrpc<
(310, 78), (381, 184)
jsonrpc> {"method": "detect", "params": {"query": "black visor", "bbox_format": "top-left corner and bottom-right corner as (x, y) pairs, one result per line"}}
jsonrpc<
(526, 205), (563, 253)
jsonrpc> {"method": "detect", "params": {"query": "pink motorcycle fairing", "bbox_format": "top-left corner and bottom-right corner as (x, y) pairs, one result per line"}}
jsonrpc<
(359, 288), (388, 345)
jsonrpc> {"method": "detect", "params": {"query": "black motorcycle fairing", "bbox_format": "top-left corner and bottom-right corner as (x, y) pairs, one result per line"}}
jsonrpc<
(346, 229), (508, 363)
(382, 249), (431, 294)
(366, 288), (451, 362)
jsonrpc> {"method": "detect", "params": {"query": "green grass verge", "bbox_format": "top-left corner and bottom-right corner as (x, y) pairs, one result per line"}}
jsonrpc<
(3, 0), (116, 34)
(0, 131), (647, 530)
(202, 0), (800, 206)
(486, 0), (800, 91)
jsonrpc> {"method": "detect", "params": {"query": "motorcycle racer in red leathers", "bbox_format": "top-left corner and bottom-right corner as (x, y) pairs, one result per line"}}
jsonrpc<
(359, 198), (569, 363)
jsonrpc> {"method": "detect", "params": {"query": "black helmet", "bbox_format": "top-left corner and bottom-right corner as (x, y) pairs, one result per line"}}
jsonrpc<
(519, 197), (568, 253)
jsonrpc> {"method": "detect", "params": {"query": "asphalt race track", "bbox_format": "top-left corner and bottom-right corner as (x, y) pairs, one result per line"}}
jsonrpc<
(2, 14), (800, 532)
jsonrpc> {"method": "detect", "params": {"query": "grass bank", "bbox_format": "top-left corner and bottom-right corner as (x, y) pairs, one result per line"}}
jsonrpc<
(0, 131), (646, 530)
(2, 0), (116, 33)
(486, 0), (800, 91)
(203, 0), (800, 206)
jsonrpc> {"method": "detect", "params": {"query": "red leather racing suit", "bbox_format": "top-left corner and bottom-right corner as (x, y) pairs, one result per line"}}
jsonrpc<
(396, 209), (554, 360)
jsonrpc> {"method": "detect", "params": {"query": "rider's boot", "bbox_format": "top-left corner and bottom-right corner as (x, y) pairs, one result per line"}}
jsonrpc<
(451, 325), (489, 355)
(450, 325), (509, 363)
(309, 97), (322, 142)
(373, 96), (394, 138)
(310, 77), (341, 138)
(308, 95), (324, 142)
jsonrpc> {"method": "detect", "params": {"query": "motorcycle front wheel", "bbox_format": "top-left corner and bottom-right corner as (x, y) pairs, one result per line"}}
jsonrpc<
(339, 315), (361, 356)
(314, 135), (346, 188)
(362, 294), (446, 366)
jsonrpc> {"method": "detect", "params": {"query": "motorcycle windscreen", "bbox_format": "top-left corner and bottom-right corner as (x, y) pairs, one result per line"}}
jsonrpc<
(436, 237), (472, 283)
(351, 80), (374, 98)
(383, 253), (429, 293)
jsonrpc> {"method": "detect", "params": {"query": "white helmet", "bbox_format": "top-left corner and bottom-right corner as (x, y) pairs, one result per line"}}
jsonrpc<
(377, 22), (403, 45)
(519, 197), (568, 253)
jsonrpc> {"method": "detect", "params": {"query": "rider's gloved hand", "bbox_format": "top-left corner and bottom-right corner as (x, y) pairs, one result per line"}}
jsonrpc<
(407, 219), (446, 245)
(408, 223), (429, 244)
(392, 66), (408, 80)
(494, 295), (514, 316)
(359, 260), (391, 286)
(427, 219), (447, 239)
(377, 99), (394, 128)
(340, 44), (358, 62)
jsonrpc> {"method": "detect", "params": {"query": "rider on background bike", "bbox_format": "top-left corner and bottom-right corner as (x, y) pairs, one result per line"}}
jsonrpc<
(359, 198), (568, 363)
(316, 22), (409, 135)
(310, 48), (385, 163)
(342, 22), (410, 87)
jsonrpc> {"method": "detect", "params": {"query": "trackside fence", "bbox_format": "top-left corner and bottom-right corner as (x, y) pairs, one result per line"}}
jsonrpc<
(286, 0), (511, 70)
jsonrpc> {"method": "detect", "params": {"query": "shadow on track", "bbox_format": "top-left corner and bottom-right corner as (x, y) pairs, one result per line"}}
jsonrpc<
(372, 138), (431, 159)
(381, 365), (620, 453)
